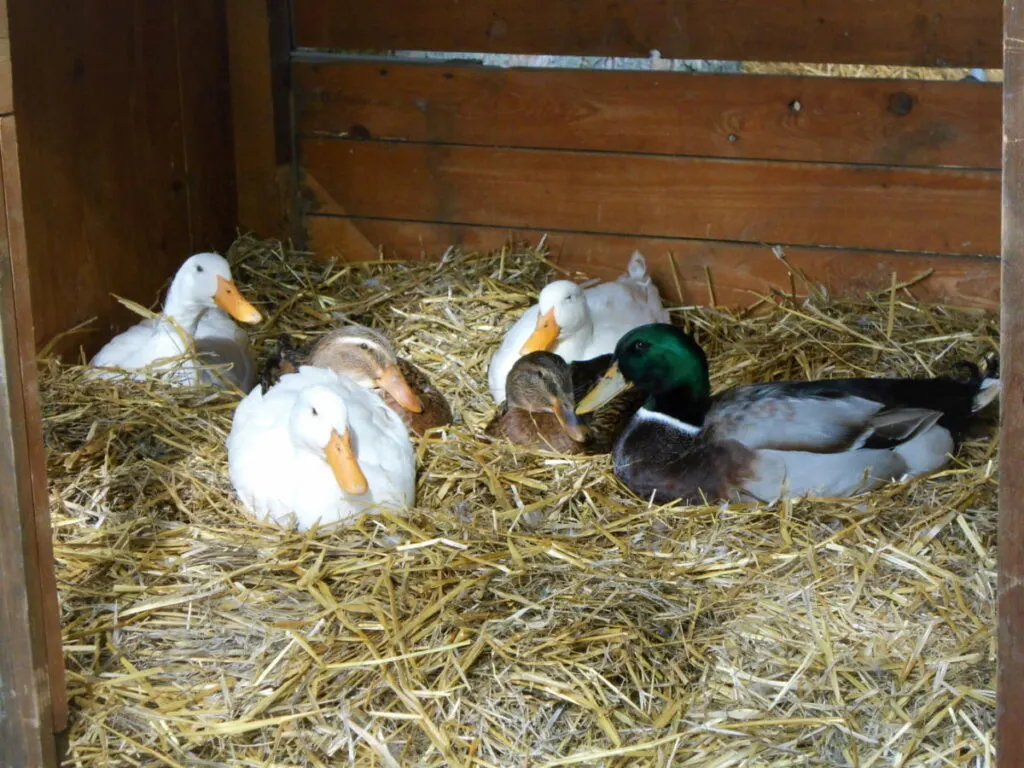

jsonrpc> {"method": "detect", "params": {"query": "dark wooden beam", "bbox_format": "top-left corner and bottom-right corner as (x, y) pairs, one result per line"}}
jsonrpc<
(1000, 0), (1024, 762)
(0, 115), (57, 768)
(227, 0), (295, 242)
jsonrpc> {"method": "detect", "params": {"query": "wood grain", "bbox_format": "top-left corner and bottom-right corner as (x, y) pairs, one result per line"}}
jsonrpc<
(226, 0), (293, 239)
(999, 0), (1024, 761)
(8, 0), (238, 359)
(292, 0), (1002, 68)
(306, 216), (1001, 310)
(295, 61), (1002, 170)
(0, 116), (67, 735)
(0, 116), (58, 768)
(299, 139), (1000, 256)
(0, 0), (11, 115)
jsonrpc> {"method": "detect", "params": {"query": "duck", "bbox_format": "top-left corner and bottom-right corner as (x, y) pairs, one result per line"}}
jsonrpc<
(258, 325), (453, 437)
(486, 250), (670, 403)
(227, 364), (416, 531)
(575, 323), (1001, 505)
(89, 252), (262, 390)
(484, 351), (644, 454)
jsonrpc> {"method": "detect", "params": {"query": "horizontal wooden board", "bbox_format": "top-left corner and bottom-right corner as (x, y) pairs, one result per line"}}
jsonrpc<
(295, 61), (1002, 169)
(292, 0), (1002, 68)
(304, 216), (1001, 310)
(299, 139), (1000, 255)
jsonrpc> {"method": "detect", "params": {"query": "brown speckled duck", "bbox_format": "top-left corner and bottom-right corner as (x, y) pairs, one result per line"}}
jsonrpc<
(260, 325), (453, 437)
(485, 351), (643, 454)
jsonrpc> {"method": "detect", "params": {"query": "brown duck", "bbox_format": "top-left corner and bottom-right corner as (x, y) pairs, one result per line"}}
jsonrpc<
(485, 351), (644, 454)
(259, 325), (453, 437)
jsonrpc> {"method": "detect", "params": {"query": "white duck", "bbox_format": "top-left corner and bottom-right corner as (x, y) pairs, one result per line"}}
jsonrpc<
(487, 251), (670, 402)
(227, 365), (416, 531)
(89, 252), (262, 390)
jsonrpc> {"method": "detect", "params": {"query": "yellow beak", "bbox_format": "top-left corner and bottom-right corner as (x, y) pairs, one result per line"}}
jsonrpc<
(214, 275), (263, 324)
(575, 361), (633, 415)
(325, 428), (369, 496)
(376, 363), (424, 413)
(551, 395), (589, 443)
(520, 308), (560, 355)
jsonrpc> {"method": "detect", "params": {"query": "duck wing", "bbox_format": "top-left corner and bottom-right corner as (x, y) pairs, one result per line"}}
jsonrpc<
(393, 357), (453, 435)
(708, 375), (980, 452)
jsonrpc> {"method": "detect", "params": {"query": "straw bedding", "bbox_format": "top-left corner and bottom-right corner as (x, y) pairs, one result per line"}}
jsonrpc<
(45, 235), (998, 767)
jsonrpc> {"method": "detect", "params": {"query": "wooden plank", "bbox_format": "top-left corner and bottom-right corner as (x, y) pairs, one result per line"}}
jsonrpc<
(174, 0), (237, 251)
(299, 139), (1001, 256)
(999, 0), (1024, 762)
(292, 0), (1003, 68)
(0, 115), (66, 735)
(295, 61), (1002, 170)
(0, 117), (58, 768)
(0, 0), (11, 115)
(306, 216), (1001, 310)
(226, 0), (294, 240)
(8, 1), (239, 359)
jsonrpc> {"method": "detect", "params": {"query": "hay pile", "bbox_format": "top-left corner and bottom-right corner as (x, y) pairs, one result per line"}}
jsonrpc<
(46, 236), (999, 767)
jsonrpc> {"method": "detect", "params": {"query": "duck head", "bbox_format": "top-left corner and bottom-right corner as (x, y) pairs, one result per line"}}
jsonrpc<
(165, 252), (263, 324)
(290, 385), (369, 495)
(520, 281), (591, 355)
(576, 324), (711, 414)
(506, 351), (589, 442)
(308, 325), (424, 413)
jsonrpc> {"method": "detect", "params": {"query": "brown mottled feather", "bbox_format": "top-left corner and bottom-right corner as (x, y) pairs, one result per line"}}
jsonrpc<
(384, 357), (453, 437)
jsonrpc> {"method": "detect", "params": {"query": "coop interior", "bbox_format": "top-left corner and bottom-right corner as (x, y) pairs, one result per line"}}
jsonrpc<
(4, 1), (1008, 765)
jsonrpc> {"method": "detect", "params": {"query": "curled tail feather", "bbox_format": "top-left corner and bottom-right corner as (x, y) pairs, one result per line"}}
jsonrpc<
(627, 251), (650, 283)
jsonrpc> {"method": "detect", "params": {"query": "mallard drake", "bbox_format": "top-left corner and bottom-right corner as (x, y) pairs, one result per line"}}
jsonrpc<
(487, 251), (670, 403)
(259, 325), (453, 437)
(485, 351), (644, 454)
(576, 324), (1001, 505)
(227, 364), (416, 530)
(89, 252), (262, 390)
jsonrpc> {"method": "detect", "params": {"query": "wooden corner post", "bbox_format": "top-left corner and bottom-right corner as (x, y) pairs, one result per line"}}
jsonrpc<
(0, 115), (62, 767)
(226, 0), (295, 244)
(1001, 0), (1024, 762)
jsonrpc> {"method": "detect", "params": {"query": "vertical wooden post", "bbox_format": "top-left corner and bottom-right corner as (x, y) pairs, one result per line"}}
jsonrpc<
(226, 0), (295, 242)
(0, 116), (58, 768)
(1001, 0), (1024, 763)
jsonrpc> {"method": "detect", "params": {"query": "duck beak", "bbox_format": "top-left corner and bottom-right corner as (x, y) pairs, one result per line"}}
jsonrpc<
(520, 308), (560, 354)
(551, 395), (589, 443)
(325, 428), (369, 495)
(376, 364), (424, 413)
(576, 361), (632, 414)
(214, 275), (262, 324)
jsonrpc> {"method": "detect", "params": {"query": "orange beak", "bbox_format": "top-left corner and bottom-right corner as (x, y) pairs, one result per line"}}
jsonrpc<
(214, 275), (263, 324)
(376, 364), (424, 413)
(325, 428), (369, 495)
(520, 308), (560, 354)
(551, 395), (589, 443)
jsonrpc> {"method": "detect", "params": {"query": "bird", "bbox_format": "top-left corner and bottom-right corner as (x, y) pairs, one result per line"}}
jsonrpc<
(487, 250), (670, 403)
(258, 324), (452, 437)
(227, 364), (416, 531)
(89, 252), (262, 390)
(485, 351), (643, 454)
(576, 323), (1001, 505)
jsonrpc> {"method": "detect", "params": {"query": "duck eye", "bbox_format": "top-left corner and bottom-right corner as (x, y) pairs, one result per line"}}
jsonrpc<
(196, 265), (204, 273)
(311, 407), (318, 417)
(360, 343), (369, 351)
(633, 340), (649, 352)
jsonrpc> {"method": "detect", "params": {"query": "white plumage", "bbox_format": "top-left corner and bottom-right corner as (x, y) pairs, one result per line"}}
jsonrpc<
(227, 365), (416, 531)
(487, 251), (670, 402)
(89, 252), (262, 391)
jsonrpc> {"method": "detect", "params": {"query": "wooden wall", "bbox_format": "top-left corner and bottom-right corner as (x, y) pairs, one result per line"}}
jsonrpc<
(289, 0), (1002, 309)
(8, 0), (238, 359)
